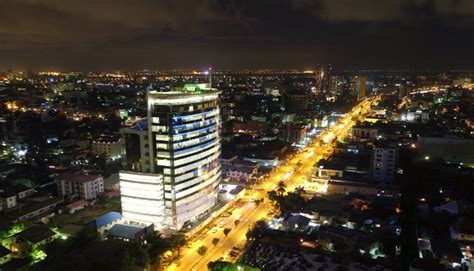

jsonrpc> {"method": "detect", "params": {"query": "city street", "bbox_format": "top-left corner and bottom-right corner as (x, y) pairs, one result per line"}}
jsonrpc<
(166, 97), (378, 271)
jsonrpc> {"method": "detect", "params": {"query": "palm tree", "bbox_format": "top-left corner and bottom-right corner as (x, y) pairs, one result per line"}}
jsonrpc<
(294, 186), (305, 196)
(276, 181), (287, 195)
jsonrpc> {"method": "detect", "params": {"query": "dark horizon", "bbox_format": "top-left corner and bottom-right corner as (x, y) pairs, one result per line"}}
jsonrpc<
(1, 0), (473, 71)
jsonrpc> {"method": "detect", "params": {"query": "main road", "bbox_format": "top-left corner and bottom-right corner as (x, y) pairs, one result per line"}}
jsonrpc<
(165, 97), (378, 271)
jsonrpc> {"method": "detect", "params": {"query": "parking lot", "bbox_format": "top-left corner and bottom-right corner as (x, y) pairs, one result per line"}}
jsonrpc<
(241, 242), (388, 271)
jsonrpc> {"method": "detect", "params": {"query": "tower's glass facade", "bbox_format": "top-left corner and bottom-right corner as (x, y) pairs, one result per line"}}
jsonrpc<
(146, 84), (222, 229)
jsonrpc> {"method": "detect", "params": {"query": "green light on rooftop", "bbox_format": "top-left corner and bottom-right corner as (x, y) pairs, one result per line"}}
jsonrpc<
(182, 83), (210, 92)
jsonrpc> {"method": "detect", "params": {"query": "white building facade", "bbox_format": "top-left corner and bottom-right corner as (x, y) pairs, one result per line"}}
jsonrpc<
(56, 173), (104, 200)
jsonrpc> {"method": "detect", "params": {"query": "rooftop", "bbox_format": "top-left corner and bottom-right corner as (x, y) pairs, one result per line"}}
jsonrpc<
(148, 83), (221, 100)
(284, 214), (311, 225)
(16, 225), (56, 244)
(13, 197), (63, 218)
(66, 199), (89, 209)
(95, 211), (122, 229)
(56, 172), (102, 183)
(107, 224), (146, 240)
(93, 133), (121, 144)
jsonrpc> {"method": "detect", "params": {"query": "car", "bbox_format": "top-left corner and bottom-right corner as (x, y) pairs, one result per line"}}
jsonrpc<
(221, 212), (231, 217)
(211, 228), (218, 233)
(218, 221), (225, 227)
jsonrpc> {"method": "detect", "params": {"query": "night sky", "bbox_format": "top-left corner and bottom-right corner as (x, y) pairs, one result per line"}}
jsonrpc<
(0, 0), (473, 71)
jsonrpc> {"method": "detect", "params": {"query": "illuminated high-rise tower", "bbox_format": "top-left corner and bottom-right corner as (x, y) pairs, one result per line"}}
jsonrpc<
(120, 83), (222, 230)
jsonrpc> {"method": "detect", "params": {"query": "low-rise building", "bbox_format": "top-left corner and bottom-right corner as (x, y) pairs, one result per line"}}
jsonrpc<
(278, 124), (307, 143)
(64, 199), (89, 214)
(91, 133), (122, 161)
(107, 223), (153, 242)
(95, 211), (123, 235)
(223, 160), (259, 183)
(282, 214), (311, 232)
(0, 185), (36, 211)
(11, 226), (56, 257)
(104, 173), (120, 191)
(56, 171), (104, 200)
(13, 197), (63, 222)
(0, 192), (17, 211)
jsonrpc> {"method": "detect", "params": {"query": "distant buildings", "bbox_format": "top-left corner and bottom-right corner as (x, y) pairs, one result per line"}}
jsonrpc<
(119, 83), (222, 230)
(284, 90), (309, 114)
(358, 76), (367, 100)
(445, 87), (473, 102)
(56, 171), (104, 200)
(398, 110), (430, 123)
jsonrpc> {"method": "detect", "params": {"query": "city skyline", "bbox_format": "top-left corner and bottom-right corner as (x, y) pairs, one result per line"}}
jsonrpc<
(1, 1), (474, 270)
(1, 0), (473, 71)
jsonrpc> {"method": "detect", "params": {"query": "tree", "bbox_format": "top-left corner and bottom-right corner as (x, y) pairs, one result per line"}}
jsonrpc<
(223, 228), (231, 236)
(294, 186), (305, 196)
(246, 220), (267, 240)
(276, 181), (287, 196)
(145, 233), (186, 266)
(89, 152), (107, 171)
(75, 225), (99, 248)
(197, 245), (208, 256)
(123, 241), (149, 269)
(212, 238), (220, 246)
(165, 233), (186, 256)
(267, 190), (279, 204)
